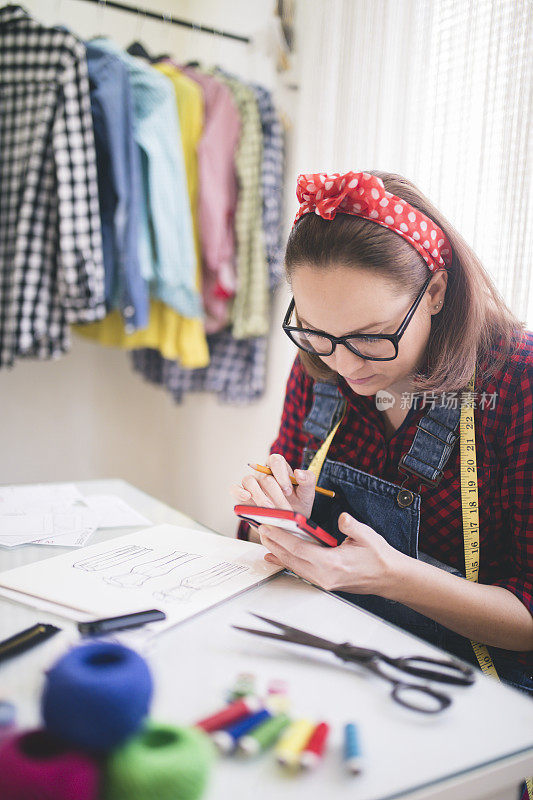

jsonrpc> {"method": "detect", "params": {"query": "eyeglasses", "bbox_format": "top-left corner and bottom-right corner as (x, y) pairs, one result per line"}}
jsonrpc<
(282, 275), (433, 361)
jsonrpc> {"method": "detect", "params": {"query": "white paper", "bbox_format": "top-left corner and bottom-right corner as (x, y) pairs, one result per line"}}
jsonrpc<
(0, 485), (151, 548)
(0, 483), (85, 514)
(0, 524), (283, 630)
(81, 495), (151, 528)
(0, 512), (99, 548)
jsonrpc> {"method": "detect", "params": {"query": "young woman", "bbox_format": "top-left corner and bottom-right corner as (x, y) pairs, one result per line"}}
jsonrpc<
(232, 171), (533, 699)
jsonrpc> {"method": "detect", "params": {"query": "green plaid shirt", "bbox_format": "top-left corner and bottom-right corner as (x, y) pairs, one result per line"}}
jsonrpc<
(210, 69), (269, 339)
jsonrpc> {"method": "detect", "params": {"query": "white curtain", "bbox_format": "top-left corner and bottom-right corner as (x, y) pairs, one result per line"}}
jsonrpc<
(294, 0), (532, 327)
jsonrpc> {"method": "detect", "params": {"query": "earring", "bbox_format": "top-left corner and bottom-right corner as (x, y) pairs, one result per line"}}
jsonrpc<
(434, 301), (442, 309)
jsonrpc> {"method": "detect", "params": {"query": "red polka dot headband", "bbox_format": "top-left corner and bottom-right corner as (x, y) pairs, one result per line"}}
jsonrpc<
(293, 171), (452, 272)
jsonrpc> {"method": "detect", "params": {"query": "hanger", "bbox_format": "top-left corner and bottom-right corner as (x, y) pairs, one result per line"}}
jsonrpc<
(127, 41), (152, 60)
(184, 21), (203, 70)
(150, 52), (171, 64)
(126, 7), (151, 60)
(160, 11), (173, 61)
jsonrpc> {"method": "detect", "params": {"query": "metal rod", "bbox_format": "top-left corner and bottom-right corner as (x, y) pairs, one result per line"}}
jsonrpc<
(84, 0), (251, 44)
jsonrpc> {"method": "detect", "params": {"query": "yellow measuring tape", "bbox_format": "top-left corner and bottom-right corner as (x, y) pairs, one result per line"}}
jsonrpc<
(459, 369), (500, 677)
(307, 403), (345, 481)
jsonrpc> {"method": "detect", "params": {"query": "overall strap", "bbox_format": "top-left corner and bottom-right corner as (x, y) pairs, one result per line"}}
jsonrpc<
(302, 381), (345, 440)
(303, 382), (346, 481)
(398, 402), (461, 488)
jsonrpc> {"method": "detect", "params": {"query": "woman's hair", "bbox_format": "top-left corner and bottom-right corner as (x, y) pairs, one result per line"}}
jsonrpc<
(284, 170), (526, 393)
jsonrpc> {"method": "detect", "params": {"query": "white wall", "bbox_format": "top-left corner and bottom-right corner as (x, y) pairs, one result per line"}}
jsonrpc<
(0, 0), (300, 536)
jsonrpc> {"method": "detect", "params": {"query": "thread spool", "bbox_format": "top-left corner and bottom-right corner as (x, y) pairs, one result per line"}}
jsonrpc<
(211, 708), (271, 754)
(0, 728), (99, 800)
(194, 695), (261, 733)
(42, 641), (152, 752)
(266, 679), (290, 713)
(226, 672), (256, 702)
(344, 722), (362, 774)
(104, 721), (215, 800)
(300, 721), (330, 769)
(238, 713), (291, 757)
(275, 718), (315, 769)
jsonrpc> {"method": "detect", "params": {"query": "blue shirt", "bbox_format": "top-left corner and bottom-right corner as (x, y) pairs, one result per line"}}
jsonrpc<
(86, 42), (149, 330)
(92, 39), (201, 318)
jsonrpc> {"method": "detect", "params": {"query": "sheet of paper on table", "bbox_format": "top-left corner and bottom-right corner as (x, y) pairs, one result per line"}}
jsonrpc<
(0, 524), (283, 633)
(0, 484), (152, 548)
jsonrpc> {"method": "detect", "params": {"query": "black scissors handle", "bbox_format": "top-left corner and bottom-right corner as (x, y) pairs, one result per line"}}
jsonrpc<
(334, 643), (475, 687)
(391, 681), (452, 714)
(386, 654), (476, 686)
(362, 658), (453, 713)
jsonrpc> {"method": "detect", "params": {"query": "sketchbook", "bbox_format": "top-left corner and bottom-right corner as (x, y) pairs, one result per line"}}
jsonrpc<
(0, 524), (283, 631)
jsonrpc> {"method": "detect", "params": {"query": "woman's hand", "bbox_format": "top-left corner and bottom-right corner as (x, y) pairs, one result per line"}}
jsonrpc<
(259, 511), (406, 598)
(230, 453), (317, 519)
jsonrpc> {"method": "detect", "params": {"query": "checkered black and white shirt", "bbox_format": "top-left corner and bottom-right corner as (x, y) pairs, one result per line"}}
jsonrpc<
(0, 5), (105, 368)
(131, 332), (268, 405)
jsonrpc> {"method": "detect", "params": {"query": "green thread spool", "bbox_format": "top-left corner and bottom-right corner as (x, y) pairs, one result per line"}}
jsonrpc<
(226, 672), (256, 702)
(104, 721), (216, 800)
(238, 714), (291, 757)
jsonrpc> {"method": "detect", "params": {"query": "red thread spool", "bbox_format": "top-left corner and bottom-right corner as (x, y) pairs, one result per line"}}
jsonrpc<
(300, 722), (330, 769)
(194, 696), (261, 733)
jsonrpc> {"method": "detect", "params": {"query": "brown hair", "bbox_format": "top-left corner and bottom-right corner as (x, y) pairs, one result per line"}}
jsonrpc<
(284, 170), (526, 393)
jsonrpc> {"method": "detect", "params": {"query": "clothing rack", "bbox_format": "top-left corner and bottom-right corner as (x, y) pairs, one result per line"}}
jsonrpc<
(80, 0), (251, 44)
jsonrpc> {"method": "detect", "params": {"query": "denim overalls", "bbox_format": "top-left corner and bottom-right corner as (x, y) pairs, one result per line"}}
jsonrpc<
(301, 381), (533, 696)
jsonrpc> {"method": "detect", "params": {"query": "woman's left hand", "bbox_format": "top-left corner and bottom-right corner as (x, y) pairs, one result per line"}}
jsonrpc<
(259, 512), (406, 598)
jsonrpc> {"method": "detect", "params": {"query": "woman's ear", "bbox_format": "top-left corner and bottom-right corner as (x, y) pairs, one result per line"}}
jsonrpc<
(427, 269), (448, 311)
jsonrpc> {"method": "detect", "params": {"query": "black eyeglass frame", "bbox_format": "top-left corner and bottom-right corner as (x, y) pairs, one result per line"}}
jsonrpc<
(282, 274), (433, 361)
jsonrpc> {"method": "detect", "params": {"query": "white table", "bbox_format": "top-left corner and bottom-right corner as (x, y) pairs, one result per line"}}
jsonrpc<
(0, 480), (532, 800)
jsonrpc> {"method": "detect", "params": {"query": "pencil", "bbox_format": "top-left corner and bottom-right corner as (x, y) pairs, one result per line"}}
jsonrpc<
(248, 463), (335, 498)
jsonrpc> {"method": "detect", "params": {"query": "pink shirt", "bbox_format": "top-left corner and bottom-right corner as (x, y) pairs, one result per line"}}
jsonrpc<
(181, 66), (241, 333)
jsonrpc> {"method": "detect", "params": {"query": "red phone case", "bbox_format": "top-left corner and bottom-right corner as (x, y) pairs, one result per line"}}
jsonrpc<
(234, 505), (339, 547)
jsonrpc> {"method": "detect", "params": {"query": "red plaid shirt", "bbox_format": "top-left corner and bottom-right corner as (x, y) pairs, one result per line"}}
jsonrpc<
(263, 332), (533, 669)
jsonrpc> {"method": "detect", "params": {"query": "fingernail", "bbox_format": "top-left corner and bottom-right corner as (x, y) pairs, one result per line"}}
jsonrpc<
(294, 470), (306, 481)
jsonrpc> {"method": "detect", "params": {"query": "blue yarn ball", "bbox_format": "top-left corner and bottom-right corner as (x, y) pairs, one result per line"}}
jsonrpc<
(42, 641), (153, 752)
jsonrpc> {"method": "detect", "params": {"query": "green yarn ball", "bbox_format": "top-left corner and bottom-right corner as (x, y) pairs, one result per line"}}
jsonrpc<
(104, 720), (216, 800)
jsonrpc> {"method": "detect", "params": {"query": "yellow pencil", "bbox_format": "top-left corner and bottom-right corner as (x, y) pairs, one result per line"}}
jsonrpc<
(248, 463), (335, 498)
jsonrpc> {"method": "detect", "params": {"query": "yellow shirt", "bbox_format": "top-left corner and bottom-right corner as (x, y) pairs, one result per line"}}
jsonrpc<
(75, 63), (208, 367)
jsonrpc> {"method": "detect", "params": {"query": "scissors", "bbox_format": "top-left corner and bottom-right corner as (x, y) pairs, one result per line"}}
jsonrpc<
(232, 613), (476, 714)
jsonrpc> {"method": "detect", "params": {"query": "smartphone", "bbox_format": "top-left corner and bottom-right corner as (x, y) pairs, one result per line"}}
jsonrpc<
(234, 505), (339, 547)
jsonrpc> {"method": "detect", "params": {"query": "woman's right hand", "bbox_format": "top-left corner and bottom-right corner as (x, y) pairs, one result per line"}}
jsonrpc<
(230, 453), (317, 519)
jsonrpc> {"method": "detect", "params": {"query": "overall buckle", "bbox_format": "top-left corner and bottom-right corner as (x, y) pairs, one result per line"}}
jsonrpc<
(398, 460), (445, 489)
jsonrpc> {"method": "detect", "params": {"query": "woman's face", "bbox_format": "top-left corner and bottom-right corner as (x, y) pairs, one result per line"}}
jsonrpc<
(290, 265), (445, 396)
